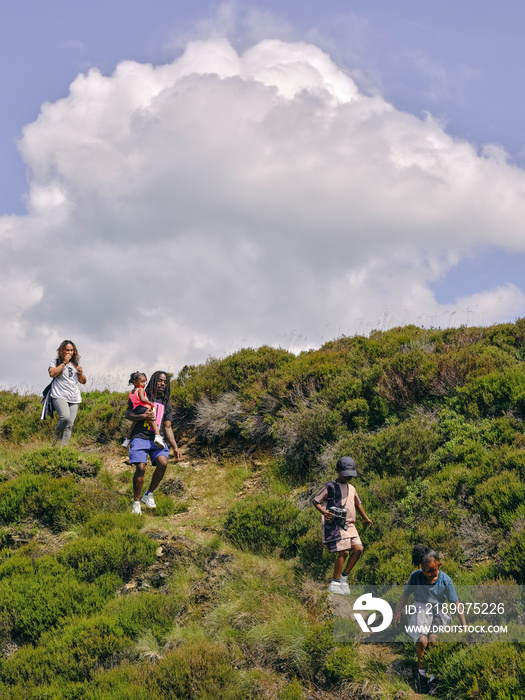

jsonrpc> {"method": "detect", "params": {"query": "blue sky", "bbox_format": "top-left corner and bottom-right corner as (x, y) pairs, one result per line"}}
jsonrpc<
(2, 0), (525, 387)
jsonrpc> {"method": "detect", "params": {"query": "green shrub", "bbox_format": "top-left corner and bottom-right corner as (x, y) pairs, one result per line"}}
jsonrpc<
(172, 346), (294, 414)
(0, 474), (89, 528)
(152, 641), (236, 699)
(426, 642), (525, 699)
(295, 508), (333, 580)
(0, 474), (119, 530)
(378, 348), (439, 410)
(427, 438), (490, 480)
(456, 368), (525, 419)
(0, 392), (53, 444)
(74, 392), (129, 444)
(356, 413), (440, 478)
(0, 616), (133, 687)
(23, 447), (102, 478)
(0, 595), (182, 692)
(80, 512), (142, 537)
(395, 478), (432, 527)
(322, 645), (362, 685)
(340, 398), (369, 431)
(303, 621), (363, 687)
(79, 664), (154, 700)
(429, 463), (479, 507)
(482, 416), (525, 447)
(0, 562), (112, 644)
(357, 530), (413, 584)
(491, 445), (525, 479)
(274, 401), (341, 479)
(500, 529), (525, 583)
(58, 530), (157, 582)
(413, 520), (462, 562)
(472, 472), (525, 530)
(279, 678), (304, 700)
(0, 684), (68, 700)
(100, 592), (181, 639)
(366, 474), (408, 507)
(223, 495), (301, 556)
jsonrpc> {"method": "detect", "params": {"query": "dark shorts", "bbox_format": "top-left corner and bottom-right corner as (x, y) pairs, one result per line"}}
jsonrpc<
(129, 437), (169, 465)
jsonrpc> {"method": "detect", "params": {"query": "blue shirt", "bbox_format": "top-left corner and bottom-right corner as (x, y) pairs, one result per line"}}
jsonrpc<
(404, 569), (459, 605)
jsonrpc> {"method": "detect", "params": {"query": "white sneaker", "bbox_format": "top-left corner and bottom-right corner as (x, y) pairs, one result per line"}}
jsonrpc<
(132, 500), (142, 515)
(339, 578), (351, 595)
(141, 491), (156, 509)
(327, 580), (346, 595)
(153, 435), (165, 448)
(122, 438), (131, 448)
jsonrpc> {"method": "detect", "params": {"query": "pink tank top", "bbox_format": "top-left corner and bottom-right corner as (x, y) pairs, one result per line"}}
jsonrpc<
(129, 388), (151, 410)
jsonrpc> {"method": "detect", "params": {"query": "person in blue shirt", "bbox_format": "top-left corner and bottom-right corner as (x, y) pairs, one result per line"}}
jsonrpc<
(394, 545), (466, 694)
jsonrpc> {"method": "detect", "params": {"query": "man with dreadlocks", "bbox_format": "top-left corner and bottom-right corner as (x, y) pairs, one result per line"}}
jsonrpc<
(124, 371), (182, 515)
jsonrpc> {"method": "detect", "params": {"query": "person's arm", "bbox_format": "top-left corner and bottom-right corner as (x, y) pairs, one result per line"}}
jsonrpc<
(447, 579), (467, 627)
(49, 361), (66, 378)
(124, 405), (155, 422)
(76, 364), (87, 385)
(394, 591), (410, 626)
(312, 485), (332, 518)
(455, 603), (467, 628)
(49, 348), (75, 378)
(357, 503), (373, 528)
(163, 420), (182, 460)
(313, 501), (334, 519)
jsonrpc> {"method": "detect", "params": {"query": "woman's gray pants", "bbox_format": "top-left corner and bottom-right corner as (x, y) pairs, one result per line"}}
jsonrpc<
(52, 398), (79, 446)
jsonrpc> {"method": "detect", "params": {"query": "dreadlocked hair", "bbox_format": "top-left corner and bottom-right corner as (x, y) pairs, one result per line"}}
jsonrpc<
(412, 544), (440, 568)
(146, 371), (171, 404)
(128, 371), (147, 386)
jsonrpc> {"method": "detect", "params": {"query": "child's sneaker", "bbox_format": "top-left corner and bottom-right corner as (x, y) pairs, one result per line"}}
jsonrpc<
(141, 491), (156, 509)
(153, 435), (165, 448)
(122, 438), (131, 448)
(327, 580), (346, 595)
(131, 500), (142, 515)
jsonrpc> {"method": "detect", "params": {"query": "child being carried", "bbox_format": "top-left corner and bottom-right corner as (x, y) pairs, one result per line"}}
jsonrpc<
(122, 372), (166, 449)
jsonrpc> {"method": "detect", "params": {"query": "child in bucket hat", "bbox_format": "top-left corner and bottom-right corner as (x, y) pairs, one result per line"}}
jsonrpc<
(313, 456), (373, 595)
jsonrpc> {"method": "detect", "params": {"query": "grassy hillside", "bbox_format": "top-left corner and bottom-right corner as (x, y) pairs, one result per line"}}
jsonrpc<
(1, 322), (525, 698)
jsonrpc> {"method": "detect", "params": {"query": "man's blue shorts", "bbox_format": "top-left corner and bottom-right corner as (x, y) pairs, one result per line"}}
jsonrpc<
(129, 437), (169, 465)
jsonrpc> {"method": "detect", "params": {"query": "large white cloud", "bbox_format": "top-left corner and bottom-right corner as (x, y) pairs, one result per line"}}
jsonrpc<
(3, 37), (525, 389)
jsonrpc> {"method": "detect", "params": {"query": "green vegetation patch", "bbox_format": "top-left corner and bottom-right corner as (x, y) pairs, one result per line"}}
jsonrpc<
(0, 554), (115, 644)
(223, 494), (301, 556)
(23, 446), (102, 478)
(0, 474), (93, 529)
(58, 529), (156, 582)
(427, 641), (525, 700)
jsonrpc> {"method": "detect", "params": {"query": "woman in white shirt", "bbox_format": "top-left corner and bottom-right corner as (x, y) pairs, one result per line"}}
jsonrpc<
(48, 340), (86, 446)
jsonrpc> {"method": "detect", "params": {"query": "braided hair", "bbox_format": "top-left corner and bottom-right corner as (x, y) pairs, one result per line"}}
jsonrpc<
(146, 371), (171, 404)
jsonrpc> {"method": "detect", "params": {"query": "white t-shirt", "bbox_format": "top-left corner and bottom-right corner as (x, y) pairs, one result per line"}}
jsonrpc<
(49, 360), (82, 403)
